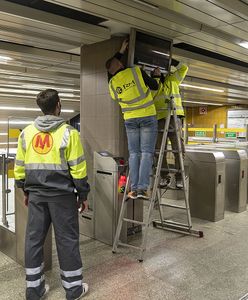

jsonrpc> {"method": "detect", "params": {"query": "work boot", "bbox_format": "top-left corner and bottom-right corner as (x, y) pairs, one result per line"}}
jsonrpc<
(137, 190), (149, 200)
(159, 176), (171, 188)
(75, 283), (89, 299)
(127, 191), (137, 199)
(176, 178), (183, 189)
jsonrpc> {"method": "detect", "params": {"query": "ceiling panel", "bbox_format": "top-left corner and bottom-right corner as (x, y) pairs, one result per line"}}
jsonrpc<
(216, 24), (248, 40)
(178, 0), (244, 23)
(174, 34), (248, 63)
(149, 0), (227, 27)
(187, 31), (248, 56)
(231, 20), (248, 32)
(207, 0), (248, 20)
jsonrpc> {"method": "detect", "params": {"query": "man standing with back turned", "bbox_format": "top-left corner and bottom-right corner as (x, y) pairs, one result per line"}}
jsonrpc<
(14, 89), (90, 300)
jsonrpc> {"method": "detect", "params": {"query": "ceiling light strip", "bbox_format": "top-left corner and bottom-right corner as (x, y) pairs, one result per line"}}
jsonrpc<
(180, 84), (224, 93)
(132, 0), (159, 9)
(183, 100), (223, 106)
(0, 106), (74, 113)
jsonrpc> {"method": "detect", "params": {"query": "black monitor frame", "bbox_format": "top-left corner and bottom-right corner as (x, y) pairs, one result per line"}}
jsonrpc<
(127, 28), (173, 73)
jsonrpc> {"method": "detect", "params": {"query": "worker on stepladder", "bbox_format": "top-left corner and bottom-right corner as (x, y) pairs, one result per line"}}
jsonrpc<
(14, 89), (90, 300)
(151, 59), (188, 188)
(106, 39), (158, 200)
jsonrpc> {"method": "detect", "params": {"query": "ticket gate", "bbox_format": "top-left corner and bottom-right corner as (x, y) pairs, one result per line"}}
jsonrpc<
(212, 142), (248, 204)
(187, 145), (247, 213)
(94, 151), (143, 246)
(185, 150), (226, 222)
(0, 154), (52, 270)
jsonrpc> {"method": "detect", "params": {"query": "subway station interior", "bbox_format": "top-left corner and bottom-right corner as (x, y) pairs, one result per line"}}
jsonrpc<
(1, 0), (248, 299)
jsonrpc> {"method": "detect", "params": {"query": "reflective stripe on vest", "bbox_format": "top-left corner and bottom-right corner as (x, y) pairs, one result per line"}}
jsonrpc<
(110, 68), (149, 104)
(117, 68), (150, 105)
(121, 99), (154, 112)
(110, 67), (154, 114)
(118, 89), (150, 104)
(25, 125), (72, 170)
(20, 131), (26, 151)
(68, 155), (85, 167)
(15, 159), (24, 166)
(110, 81), (118, 100)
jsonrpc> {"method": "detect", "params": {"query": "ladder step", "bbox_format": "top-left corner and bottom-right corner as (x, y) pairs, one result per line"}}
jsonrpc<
(153, 219), (191, 230)
(159, 168), (182, 173)
(152, 220), (203, 237)
(162, 220), (191, 228)
(160, 203), (187, 210)
(125, 197), (150, 202)
(158, 129), (175, 133)
(118, 242), (142, 250)
(155, 150), (179, 155)
(123, 218), (146, 226)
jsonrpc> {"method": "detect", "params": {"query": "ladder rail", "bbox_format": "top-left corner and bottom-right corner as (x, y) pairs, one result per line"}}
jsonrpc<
(138, 105), (172, 261)
(112, 174), (130, 253)
(170, 98), (192, 228)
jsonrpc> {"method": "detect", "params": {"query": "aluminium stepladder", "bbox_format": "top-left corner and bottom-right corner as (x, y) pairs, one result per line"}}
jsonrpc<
(112, 97), (203, 262)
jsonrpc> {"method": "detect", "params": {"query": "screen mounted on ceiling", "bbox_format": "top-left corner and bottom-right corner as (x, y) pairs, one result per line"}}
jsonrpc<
(128, 29), (172, 72)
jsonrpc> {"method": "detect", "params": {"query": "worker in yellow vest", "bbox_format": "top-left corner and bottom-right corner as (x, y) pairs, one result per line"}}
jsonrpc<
(14, 89), (90, 300)
(151, 59), (188, 188)
(106, 39), (158, 200)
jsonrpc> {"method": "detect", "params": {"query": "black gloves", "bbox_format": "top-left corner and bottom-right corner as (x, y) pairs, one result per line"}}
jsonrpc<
(171, 59), (179, 67)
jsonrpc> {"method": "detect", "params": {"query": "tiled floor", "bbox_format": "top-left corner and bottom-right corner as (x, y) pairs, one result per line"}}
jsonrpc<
(1, 208), (248, 300)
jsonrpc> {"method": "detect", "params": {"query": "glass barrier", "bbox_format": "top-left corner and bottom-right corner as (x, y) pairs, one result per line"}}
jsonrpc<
(0, 117), (34, 233)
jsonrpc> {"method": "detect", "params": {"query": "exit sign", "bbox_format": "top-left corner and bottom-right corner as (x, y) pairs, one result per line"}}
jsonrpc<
(225, 132), (236, 138)
(195, 131), (206, 137)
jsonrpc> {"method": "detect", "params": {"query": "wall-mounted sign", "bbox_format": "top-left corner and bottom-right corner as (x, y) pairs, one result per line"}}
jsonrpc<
(225, 132), (237, 138)
(199, 106), (207, 115)
(227, 110), (248, 138)
(195, 131), (206, 137)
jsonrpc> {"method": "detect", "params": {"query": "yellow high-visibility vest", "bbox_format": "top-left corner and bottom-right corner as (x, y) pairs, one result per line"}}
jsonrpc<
(163, 63), (188, 117)
(109, 66), (156, 120)
(14, 123), (88, 198)
(151, 78), (168, 120)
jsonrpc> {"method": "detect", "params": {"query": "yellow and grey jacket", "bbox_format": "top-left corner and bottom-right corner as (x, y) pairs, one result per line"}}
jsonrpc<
(14, 115), (90, 201)
(109, 66), (156, 120)
(163, 62), (188, 117)
(151, 78), (167, 120)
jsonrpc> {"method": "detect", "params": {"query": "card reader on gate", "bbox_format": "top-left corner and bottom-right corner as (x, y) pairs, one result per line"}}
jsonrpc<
(98, 151), (113, 157)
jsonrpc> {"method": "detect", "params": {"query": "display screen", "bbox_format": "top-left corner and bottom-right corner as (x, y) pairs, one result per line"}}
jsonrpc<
(132, 31), (172, 71)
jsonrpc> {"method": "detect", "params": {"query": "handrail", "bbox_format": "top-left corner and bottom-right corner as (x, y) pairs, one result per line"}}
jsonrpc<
(184, 124), (248, 144)
(186, 127), (246, 133)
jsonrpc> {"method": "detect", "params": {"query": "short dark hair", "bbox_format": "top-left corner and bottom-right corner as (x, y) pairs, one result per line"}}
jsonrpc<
(36, 89), (59, 115)
(105, 57), (114, 70)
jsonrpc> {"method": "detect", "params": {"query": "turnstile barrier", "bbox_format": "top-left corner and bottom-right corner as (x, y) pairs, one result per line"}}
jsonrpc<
(185, 150), (226, 222)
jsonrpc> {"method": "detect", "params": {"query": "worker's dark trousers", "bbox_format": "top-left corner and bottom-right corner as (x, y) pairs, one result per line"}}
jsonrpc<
(25, 194), (83, 300)
(158, 116), (185, 180)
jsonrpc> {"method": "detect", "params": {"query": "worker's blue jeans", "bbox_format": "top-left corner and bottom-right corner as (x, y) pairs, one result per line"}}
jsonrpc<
(125, 115), (158, 191)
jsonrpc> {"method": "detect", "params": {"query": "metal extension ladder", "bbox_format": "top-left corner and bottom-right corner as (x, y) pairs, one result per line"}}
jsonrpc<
(112, 98), (203, 262)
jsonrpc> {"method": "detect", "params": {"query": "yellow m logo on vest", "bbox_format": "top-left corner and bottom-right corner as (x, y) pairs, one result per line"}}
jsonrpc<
(32, 132), (53, 154)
